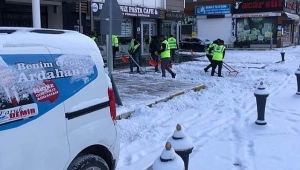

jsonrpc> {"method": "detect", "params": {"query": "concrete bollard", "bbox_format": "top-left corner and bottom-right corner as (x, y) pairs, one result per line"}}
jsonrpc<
(280, 50), (285, 61)
(152, 142), (185, 170)
(254, 82), (269, 125)
(167, 124), (194, 170)
(295, 65), (300, 95)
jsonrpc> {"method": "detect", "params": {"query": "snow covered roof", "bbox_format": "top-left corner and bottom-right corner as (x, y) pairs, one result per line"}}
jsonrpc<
(0, 27), (99, 54)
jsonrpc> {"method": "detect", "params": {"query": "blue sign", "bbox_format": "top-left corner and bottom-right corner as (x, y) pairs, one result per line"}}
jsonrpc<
(195, 4), (231, 16)
(0, 54), (98, 131)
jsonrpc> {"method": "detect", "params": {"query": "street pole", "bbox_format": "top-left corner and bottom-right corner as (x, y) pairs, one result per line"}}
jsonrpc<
(79, 2), (82, 33)
(90, 0), (94, 31)
(107, 0), (113, 76)
(32, 0), (41, 28)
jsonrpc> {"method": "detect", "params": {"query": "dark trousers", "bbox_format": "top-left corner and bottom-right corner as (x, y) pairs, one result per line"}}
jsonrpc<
(112, 46), (117, 67)
(151, 54), (159, 71)
(170, 49), (176, 62)
(161, 57), (174, 77)
(211, 60), (223, 76)
(130, 53), (140, 72)
(204, 54), (213, 71)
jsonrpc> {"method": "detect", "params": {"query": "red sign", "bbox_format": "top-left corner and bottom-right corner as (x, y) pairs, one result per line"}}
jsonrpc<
(33, 81), (59, 103)
(234, 0), (284, 13)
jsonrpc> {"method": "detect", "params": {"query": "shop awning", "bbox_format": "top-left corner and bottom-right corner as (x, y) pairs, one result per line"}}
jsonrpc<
(284, 12), (299, 21)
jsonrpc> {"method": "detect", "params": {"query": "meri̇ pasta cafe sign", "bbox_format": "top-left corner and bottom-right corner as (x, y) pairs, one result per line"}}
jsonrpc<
(94, 3), (160, 18)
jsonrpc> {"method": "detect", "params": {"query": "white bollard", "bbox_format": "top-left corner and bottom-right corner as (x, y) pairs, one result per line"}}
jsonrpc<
(167, 124), (194, 170)
(152, 142), (184, 170)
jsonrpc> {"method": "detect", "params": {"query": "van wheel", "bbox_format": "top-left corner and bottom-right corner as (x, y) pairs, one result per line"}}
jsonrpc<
(68, 154), (109, 170)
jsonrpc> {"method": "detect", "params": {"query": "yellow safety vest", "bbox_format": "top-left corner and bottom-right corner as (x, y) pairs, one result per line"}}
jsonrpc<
(128, 39), (135, 51)
(212, 45), (225, 61)
(168, 37), (177, 50)
(160, 40), (171, 58)
(112, 35), (118, 47)
(206, 42), (216, 55)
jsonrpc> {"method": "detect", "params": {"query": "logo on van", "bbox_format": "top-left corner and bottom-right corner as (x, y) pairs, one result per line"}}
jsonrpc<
(0, 54), (98, 131)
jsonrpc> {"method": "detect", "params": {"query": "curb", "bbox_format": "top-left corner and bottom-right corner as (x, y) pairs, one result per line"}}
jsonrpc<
(248, 65), (267, 69)
(116, 110), (135, 120)
(147, 85), (206, 108)
(226, 48), (274, 51)
(116, 85), (206, 120)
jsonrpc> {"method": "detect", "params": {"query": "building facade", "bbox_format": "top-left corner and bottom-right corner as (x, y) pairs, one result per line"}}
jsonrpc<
(0, 0), (63, 29)
(185, 0), (300, 48)
(89, 0), (164, 55)
(0, 0), (183, 54)
(233, 0), (299, 48)
(185, 0), (234, 46)
(162, 0), (185, 41)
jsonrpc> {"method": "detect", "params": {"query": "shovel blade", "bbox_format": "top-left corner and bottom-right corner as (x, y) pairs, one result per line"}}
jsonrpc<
(149, 59), (157, 67)
(121, 55), (129, 63)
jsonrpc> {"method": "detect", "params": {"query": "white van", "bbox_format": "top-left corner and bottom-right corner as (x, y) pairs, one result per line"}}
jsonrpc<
(0, 28), (120, 170)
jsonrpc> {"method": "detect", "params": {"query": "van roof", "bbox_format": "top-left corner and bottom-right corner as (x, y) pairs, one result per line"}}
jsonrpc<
(0, 27), (99, 53)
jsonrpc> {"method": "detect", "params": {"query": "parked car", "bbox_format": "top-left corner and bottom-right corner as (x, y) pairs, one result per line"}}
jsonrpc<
(0, 27), (120, 170)
(179, 37), (211, 52)
(199, 37), (211, 46)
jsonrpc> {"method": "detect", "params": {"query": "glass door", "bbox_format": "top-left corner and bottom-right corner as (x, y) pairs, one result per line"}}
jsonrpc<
(141, 23), (150, 54)
(141, 22), (156, 55)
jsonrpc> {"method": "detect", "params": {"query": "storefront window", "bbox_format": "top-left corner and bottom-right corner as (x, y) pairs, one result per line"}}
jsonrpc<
(162, 21), (177, 38)
(119, 19), (133, 38)
(181, 17), (197, 38)
(236, 17), (277, 44)
(1, 4), (47, 28)
(282, 24), (292, 46)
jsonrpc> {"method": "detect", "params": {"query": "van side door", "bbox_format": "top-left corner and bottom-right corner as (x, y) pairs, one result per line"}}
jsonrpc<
(0, 46), (69, 170)
(58, 51), (117, 162)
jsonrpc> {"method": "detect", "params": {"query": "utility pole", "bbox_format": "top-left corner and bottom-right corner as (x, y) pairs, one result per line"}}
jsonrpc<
(107, 0), (113, 76)
(99, 0), (123, 106)
(79, 2), (82, 33)
(32, 0), (41, 28)
(90, 0), (94, 31)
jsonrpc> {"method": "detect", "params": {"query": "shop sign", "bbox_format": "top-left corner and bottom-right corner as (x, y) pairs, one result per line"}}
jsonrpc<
(165, 12), (184, 20)
(195, 4), (231, 15)
(233, 0), (284, 14)
(284, 0), (297, 13)
(233, 12), (281, 18)
(95, 3), (160, 18)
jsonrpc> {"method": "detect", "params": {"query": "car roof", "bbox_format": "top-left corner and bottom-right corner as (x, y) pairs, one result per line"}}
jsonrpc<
(0, 27), (98, 53)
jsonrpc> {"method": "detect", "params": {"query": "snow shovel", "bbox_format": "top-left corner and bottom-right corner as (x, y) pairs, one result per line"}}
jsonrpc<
(148, 53), (162, 67)
(149, 55), (157, 67)
(119, 45), (146, 74)
(121, 55), (129, 63)
(223, 62), (239, 75)
(190, 49), (194, 55)
(128, 55), (146, 74)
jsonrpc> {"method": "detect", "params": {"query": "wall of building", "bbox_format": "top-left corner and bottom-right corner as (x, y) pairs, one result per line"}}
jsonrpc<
(47, 5), (63, 29)
(95, 0), (164, 8)
(166, 0), (184, 12)
(197, 15), (232, 44)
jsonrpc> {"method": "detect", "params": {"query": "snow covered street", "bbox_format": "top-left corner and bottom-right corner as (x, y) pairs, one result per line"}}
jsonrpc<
(114, 47), (300, 170)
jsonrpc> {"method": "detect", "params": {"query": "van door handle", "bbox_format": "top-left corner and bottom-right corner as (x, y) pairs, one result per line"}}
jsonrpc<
(65, 101), (110, 120)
